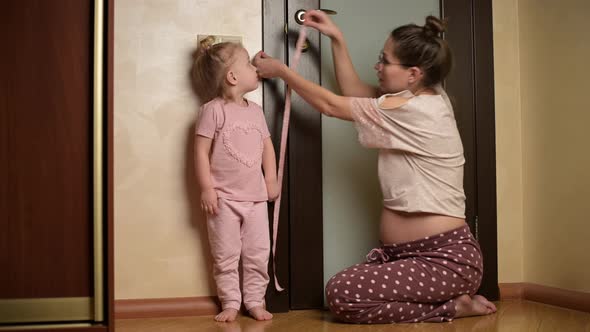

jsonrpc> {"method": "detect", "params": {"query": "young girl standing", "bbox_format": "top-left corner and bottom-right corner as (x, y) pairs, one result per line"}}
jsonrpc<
(192, 37), (278, 322)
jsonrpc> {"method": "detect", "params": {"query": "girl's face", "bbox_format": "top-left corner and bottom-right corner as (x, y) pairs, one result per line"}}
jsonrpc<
(229, 48), (260, 93)
(374, 37), (414, 94)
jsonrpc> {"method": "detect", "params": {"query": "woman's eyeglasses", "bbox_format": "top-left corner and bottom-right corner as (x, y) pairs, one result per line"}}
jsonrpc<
(377, 52), (412, 67)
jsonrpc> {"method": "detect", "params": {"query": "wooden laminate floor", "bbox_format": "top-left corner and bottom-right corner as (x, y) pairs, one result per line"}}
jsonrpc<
(116, 300), (590, 332)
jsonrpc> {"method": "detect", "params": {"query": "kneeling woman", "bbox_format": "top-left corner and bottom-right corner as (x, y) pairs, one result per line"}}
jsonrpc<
(253, 12), (497, 323)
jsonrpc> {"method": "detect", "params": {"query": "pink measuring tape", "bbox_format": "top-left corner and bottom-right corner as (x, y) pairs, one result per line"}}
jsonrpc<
(271, 26), (307, 292)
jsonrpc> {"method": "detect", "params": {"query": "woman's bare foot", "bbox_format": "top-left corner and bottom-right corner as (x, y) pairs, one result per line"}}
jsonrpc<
(215, 308), (238, 322)
(248, 306), (273, 321)
(454, 294), (497, 318)
(473, 295), (497, 313)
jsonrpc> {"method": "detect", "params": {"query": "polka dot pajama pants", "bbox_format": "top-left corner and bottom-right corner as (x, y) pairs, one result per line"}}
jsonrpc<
(325, 225), (483, 324)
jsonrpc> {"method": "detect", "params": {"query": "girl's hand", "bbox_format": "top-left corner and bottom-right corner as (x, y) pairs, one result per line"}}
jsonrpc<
(201, 188), (218, 215)
(253, 51), (286, 79)
(266, 179), (280, 201)
(302, 10), (342, 40)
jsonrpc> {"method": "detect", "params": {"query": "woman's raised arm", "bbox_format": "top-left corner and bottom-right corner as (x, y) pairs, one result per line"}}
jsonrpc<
(303, 10), (378, 98)
(253, 51), (353, 121)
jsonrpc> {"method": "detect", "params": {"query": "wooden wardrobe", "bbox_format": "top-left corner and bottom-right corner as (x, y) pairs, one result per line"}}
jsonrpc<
(0, 1), (114, 331)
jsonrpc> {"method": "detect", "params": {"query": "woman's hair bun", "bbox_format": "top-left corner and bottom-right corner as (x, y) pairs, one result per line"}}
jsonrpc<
(423, 15), (446, 38)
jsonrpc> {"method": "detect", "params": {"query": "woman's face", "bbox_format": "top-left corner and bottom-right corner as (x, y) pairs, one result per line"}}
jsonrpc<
(374, 37), (413, 94)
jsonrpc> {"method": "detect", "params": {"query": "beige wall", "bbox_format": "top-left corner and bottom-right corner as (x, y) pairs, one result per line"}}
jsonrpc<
(494, 0), (590, 292)
(517, 0), (590, 292)
(493, 0), (525, 284)
(114, 0), (261, 299)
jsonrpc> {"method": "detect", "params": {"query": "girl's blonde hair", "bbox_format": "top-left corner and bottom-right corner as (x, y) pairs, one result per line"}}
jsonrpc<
(192, 36), (242, 103)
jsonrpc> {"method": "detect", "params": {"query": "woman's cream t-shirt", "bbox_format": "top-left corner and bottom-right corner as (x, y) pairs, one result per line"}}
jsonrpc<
(349, 87), (466, 218)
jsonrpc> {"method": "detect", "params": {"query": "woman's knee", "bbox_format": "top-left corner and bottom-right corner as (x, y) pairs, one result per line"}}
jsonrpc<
(326, 277), (350, 305)
(325, 297), (354, 322)
(326, 278), (362, 320)
(325, 278), (342, 304)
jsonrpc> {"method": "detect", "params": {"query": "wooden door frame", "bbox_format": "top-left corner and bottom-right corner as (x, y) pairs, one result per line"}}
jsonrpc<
(442, 0), (499, 301)
(262, 0), (498, 312)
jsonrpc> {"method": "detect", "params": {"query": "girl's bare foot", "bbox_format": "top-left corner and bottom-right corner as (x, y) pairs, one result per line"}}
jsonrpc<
(454, 294), (497, 318)
(215, 308), (238, 322)
(248, 306), (273, 321)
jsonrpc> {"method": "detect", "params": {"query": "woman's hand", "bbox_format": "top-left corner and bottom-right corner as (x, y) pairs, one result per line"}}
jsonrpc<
(302, 10), (342, 40)
(266, 179), (280, 201)
(253, 51), (286, 79)
(201, 188), (218, 215)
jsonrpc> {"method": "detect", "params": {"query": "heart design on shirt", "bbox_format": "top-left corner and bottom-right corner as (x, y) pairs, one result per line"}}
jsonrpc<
(222, 122), (264, 168)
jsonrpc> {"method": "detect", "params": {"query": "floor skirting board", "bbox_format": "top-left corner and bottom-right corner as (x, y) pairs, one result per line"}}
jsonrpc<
(115, 296), (219, 319)
(499, 283), (590, 313)
(115, 284), (590, 319)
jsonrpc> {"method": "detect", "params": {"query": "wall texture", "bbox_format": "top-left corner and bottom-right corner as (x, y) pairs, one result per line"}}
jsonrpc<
(492, 0), (524, 284)
(518, 0), (590, 292)
(114, 0), (261, 299)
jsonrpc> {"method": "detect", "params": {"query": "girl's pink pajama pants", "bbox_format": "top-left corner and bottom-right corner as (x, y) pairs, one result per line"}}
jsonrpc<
(207, 198), (270, 311)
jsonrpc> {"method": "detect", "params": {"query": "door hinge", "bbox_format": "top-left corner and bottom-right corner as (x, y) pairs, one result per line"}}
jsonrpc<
(474, 215), (479, 240)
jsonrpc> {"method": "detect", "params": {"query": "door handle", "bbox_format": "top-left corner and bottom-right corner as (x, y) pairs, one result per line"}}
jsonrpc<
(293, 9), (336, 52)
(294, 9), (337, 25)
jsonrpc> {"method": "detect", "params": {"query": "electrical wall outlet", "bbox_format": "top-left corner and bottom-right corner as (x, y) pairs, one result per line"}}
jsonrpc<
(197, 34), (242, 46)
